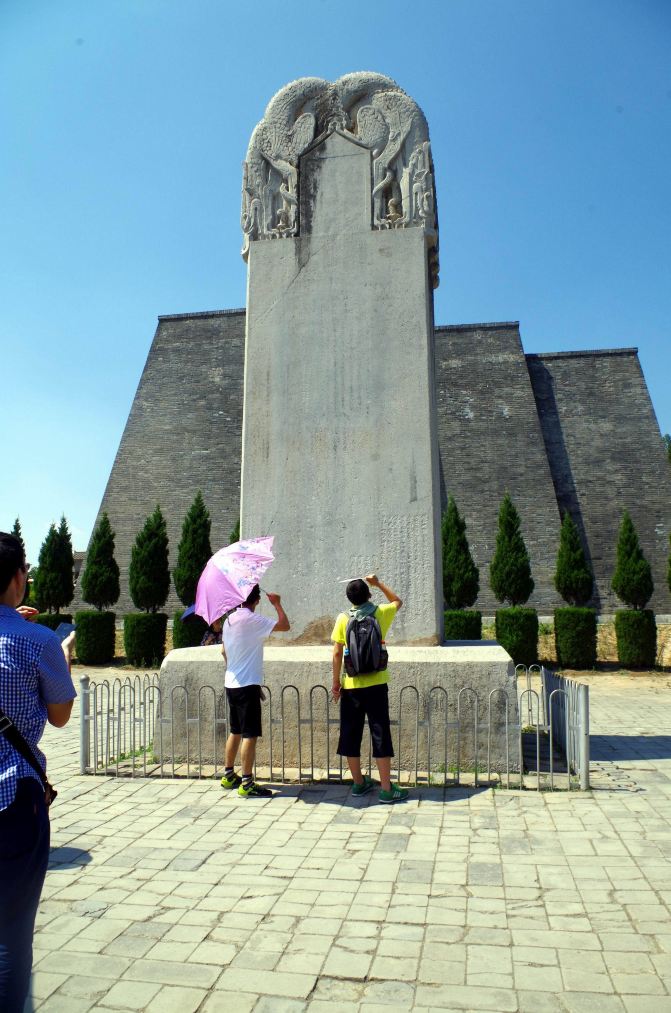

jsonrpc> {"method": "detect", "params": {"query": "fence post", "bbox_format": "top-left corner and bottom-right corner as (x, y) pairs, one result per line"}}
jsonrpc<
(80, 675), (90, 775)
(578, 683), (590, 790)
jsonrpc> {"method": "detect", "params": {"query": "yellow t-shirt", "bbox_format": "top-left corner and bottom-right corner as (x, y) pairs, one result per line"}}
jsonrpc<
(331, 602), (398, 690)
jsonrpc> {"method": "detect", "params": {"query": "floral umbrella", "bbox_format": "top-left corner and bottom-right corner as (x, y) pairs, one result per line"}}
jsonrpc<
(194, 536), (274, 626)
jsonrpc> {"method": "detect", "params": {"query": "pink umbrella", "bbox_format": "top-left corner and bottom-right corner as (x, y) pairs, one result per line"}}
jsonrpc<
(194, 536), (274, 626)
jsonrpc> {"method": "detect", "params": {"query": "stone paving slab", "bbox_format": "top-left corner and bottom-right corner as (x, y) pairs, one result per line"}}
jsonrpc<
(26, 672), (671, 1010)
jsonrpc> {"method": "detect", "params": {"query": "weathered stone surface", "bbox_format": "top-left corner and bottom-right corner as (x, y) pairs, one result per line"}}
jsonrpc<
(157, 642), (518, 771)
(241, 128), (443, 643)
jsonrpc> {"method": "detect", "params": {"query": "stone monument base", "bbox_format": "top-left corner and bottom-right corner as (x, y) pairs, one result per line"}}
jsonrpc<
(157, 643), (518, 777)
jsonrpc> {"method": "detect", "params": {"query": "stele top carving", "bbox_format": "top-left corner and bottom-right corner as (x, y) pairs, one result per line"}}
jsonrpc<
(241, 72), (440, 287)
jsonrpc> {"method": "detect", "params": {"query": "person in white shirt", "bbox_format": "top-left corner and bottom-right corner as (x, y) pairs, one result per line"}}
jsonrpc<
(220, 584), (289, 798)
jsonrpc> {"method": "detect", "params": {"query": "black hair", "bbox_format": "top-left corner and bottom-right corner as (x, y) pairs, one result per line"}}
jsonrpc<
(0, 532), (25, 596)
(243, 583), (261, 607)
(346, 578), (371, 606)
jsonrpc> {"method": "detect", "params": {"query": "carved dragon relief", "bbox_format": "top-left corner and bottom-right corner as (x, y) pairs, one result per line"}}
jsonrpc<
(241, 72), (439, 287)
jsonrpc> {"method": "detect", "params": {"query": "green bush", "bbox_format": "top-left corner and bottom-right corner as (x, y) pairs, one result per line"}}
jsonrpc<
(495, 607), (538, 667)
(123, 613), (168, 667)
(554, 607), (597, 669)
(75, 611), (116, 665)
(33, 517), (75, 613)
(129, 506), (170, 613)
(172, 610), (207, 648)
(614, 610), (656, 668)
(612, 511), (653, 609)
(80, 513), (120, 610)
(554, 513), (593, 605)
(444, 610), (482, 640)
(489, 493), (534, 605)
(36, 613), (72, 631)
(441, 497), (479, 609)
(173, 492), (212, 607)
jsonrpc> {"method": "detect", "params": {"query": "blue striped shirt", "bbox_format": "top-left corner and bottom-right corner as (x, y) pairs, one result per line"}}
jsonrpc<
(0, 605), (76, 811)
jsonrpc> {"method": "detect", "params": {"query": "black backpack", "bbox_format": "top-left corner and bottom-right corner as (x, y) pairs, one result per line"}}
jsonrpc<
(344, 609), (388, 677)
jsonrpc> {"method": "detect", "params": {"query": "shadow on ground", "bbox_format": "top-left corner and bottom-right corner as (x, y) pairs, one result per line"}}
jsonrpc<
(591, 734), (671, 761)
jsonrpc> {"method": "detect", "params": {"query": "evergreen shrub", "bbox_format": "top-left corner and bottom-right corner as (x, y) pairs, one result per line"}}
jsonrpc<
(173, 492), (212, 607)
(554, 607), (597, 669)
(612, 511), (654, 609)
(444, 610), (482, 641)
(554, 513), (593, 605)
(36, 613), (72, 631)
(33, 517), (75, 613)
(129, 506), (170, 613)
(489, 494), (534, 606)
(123, 613), (168, 667)
(614, 610), (656, 669)
(172, 610), (207, 648)
(75, 611), (116, 665)
(495, 607), (538, 667)
(81, 513), (120, 611)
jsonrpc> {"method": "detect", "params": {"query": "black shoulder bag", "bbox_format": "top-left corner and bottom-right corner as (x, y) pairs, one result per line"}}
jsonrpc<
(0, 707), (57, 807)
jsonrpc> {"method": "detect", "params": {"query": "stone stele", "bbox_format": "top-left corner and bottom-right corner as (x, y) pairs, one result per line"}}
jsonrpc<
(240, 72), (442, 645)
(158, 73), (518, 775)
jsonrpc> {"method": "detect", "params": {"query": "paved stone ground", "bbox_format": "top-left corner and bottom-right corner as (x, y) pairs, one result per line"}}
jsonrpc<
(29, 672), (671, 1012)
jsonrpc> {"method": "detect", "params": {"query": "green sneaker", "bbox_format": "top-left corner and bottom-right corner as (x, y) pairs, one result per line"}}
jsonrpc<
(351, 774), (376, 797)
(379, 784), (409, 804)
(238, 781), (273, 798)
(220, 772), (242, 789)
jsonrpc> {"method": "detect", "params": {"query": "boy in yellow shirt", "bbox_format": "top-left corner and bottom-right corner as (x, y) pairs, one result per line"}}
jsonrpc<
(331, 574), (408, 803)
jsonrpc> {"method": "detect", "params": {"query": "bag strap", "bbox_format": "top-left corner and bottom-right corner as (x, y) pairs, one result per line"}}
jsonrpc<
(0, 706), (48, 790)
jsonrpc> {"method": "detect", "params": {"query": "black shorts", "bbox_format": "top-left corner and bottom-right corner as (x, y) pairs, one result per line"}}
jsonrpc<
(337, 683), (394, 759)
(226, 686), (263, 739)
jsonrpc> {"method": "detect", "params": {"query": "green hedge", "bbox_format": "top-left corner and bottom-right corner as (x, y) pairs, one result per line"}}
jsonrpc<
(123, 613), (168, 667)
(495, 607), (538, 667)
(554, 607), (597, 670)
(36, 613), (73, 631)
(74, 611), (116, 665)
(444, 610), (482, 641)
(172, 610), (208, 649)
(614, 610), (656, 668)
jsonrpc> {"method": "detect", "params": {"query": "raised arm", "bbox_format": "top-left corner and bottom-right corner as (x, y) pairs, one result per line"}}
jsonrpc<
(266, 592), (290, 632)
(365, 573), (403, 610)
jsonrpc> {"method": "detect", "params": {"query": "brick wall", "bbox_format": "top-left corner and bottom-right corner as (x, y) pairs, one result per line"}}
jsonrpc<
(527, 349), (671, 613)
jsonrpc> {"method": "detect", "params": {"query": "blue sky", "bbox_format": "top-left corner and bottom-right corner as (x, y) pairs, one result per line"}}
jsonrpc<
(2, 0), (670, 561)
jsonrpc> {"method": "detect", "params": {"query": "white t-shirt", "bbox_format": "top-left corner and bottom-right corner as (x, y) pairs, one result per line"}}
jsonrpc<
(223, 608), (276, 688)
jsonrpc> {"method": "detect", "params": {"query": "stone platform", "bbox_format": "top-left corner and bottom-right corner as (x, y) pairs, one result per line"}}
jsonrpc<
(157, 643), (517, 774)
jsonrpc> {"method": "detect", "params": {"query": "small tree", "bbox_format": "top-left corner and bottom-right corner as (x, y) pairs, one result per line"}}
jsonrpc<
(664, 434), (671, 464)
(441, 496), (479, 608)
(229, 517), (240, 544)
(554, 512), (593, 605)
(489, 493), (534, 605)
(11, 518), (29, 605)
(81, 513), (120, 611)
(129, 506), (170, 613)
(11, 517), (24, 551)
(611, 511), (653, 609)
(33, 519), (74, 613)
(173, 492), (212, 606)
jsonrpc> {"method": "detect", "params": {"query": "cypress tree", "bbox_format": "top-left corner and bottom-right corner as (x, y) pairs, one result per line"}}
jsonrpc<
(554, 512), (593, 605)
(129, 506), (170, 613)
(229, 517), (240, 544)
(81, 513), (120, 611)
(11, 518), (29, 606)
(441, 496), (479, 608)
(173, 492), (212, 606)
(55, 515), (75, 609)
(33, 524), (60, 613)
(11, 518), (24, 551)
(611, 511), (653, 609)
(489, 493), (534, 606)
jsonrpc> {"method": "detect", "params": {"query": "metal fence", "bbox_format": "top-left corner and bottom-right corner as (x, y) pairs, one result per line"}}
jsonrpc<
(79, 666), (590, 790)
